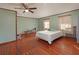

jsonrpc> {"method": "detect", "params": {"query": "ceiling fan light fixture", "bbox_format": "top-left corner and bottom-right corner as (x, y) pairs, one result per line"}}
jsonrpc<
(25, 10), (29, 12)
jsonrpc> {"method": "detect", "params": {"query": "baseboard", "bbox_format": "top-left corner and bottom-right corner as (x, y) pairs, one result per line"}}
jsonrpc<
(0, 40), (16, 46)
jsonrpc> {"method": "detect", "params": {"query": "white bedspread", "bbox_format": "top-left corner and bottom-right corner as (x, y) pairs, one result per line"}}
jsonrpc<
(36, 30), (63, 44)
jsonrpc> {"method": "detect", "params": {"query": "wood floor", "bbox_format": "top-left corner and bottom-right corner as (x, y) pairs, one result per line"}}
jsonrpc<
(0, 32), (79, 55)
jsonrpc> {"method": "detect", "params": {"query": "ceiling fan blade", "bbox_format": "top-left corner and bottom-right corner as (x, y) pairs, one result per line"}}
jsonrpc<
(23, 10), (26, 13)
(21, 3), (28, 9)
(15, 8), (25, 10)
(29, 10), (34, 13)
(29, 8), (37, 9)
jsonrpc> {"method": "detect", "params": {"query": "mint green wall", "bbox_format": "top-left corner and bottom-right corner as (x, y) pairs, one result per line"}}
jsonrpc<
(37, 19), (44, 31)
(17, 16), (38, 34)
(0, 9), (16, 43)
(50, 15), (59, 31)
(71, 10), (79, 42)
(38, 10), (79, 30)
(71, 10), (79, 26)
(37, 16), (59, 31)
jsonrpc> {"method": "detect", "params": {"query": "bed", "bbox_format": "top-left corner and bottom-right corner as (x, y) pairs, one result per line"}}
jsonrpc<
(36, 30), (63, 44)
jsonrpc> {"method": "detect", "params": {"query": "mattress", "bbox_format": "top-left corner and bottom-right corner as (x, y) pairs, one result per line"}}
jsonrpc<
(36, 30), (63, 44)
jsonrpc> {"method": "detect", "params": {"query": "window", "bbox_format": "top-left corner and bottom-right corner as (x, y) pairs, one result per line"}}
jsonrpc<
(59, 15), (72, 30)
(43, 20), (50, 30)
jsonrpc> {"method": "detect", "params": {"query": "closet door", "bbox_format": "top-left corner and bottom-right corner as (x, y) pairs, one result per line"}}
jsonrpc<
(0, 8), (16, 43)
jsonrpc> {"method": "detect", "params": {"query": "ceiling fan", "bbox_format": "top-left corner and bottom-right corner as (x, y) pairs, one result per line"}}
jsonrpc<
(15, 3), (37, 13)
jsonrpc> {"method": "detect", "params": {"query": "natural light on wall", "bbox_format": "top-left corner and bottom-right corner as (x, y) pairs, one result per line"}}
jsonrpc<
(60, 24), (71, 30)
(44, 20), (50, 30)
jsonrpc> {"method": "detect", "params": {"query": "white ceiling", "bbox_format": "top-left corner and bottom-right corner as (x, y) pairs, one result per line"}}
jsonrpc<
(0, 3), (79, 18)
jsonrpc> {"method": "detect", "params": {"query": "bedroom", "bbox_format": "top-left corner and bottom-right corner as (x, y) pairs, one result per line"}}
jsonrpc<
(0, 3), (79, 55)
